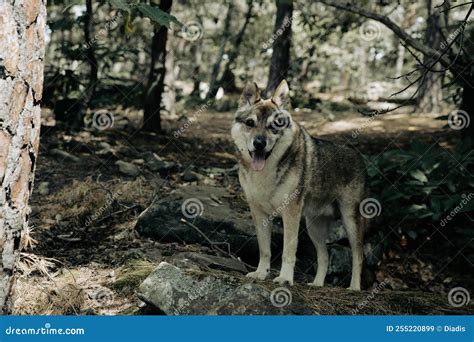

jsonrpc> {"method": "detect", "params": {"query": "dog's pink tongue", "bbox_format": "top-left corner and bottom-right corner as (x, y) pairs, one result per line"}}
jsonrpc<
(251, 151), (266, 171)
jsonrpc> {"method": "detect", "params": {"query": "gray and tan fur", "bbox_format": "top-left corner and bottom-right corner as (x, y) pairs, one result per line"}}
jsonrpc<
(231, 80), (367, 290)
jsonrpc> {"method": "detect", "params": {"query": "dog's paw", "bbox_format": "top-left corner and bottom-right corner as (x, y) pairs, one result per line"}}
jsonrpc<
(246, 270), (269, 280)
(273, 275), (293, 286)
(347, 285), (361, 291)
(307, 281), (324, 287)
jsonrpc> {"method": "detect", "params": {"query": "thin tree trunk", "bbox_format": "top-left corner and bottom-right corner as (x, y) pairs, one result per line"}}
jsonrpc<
(73, 0), (98, 130)
(0, 0), (46, 314)
(394, 42), (405, 86)
(418, 0), (443, 113)
(265, 0), (293, 95)
(206, 1), (234, 99)
(143, 0), (173, 132)
(190, 43), (202, 97)
(219, 0), (254, 93)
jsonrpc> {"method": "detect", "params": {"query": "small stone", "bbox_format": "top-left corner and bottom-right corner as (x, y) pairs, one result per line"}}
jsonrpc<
(182, 170), (200, 182)
(37, 181), (50, 196)
(115, 160), (140, 177)
(132, 159), (145, 165)
(98, 142), (112, 150)
(50, 148), (81, 163)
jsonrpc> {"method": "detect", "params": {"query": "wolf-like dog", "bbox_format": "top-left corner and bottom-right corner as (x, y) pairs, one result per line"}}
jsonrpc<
(231, 80), (367, 290)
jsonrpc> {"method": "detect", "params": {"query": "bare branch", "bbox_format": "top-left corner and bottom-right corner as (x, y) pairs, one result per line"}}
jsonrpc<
(317, 0), (467, 77)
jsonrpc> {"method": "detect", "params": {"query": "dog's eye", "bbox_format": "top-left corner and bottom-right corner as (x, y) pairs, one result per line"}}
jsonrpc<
(245, 119), (255, 128)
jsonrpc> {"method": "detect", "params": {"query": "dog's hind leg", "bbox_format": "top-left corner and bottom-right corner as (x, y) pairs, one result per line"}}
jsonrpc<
(338, 199), (364, 291)
(306, 215), (330, 287)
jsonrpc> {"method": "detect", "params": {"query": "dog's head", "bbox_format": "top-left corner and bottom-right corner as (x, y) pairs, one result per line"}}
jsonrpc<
(231, 80), (295, 172)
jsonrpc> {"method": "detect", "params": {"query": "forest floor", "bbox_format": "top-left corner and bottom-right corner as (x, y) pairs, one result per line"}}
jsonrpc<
(15, 101), (473, 315)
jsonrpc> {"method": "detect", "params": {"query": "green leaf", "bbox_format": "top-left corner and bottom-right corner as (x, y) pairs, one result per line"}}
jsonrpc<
(136, 4), (181, 28)
(408, 204), (427, 213)
(109, 0), (131, 12)
(410, 169), (428, 183)
(407, 230), (418, 240)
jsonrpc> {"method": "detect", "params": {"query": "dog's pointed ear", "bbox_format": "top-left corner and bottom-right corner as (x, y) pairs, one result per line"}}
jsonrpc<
(272, 80), (290, 107)
(239, 82), (261, 107)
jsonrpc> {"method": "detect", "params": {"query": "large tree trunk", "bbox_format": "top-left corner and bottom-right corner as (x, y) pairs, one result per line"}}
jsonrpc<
(265, 0), (293, 95)
(206, 1), (234, 99)
(0, 0), (46, 314)
(418, 0), (443, 113)
(143, 0), (172, 132)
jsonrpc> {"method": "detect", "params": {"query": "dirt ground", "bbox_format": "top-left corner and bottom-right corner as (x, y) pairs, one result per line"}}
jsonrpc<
(16, 102), (473, 315)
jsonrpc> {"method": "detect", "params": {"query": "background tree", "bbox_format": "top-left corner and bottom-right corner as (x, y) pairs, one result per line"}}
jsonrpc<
(206, 1), (235, 99)
(143, 0), (173, 132)
(73, 0), (99, 130)
(318, 0), (474, 140)
(0, 0), (46, 314)
(266, 0), (293, 95)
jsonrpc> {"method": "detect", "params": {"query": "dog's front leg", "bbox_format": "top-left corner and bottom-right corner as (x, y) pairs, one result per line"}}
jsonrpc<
(246, 206), (272, 280)
(273, 201), (302, 285)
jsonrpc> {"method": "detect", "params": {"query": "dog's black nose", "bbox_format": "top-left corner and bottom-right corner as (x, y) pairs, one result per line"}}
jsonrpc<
(253, 135), (267, 150)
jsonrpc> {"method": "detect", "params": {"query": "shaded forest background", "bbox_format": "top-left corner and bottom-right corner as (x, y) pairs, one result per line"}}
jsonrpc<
(4, 0), (474, 314)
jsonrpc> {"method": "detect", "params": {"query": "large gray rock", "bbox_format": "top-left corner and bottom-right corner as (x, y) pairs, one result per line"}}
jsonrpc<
(138, 261), (314, 315)
(135, 185), (260, 262)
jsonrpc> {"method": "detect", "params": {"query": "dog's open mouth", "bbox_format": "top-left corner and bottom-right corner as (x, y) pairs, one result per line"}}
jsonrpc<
(249, 150), (272, 171)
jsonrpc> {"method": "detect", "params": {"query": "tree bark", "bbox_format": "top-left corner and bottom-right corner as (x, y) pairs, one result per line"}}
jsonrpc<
(206, 1), (234, 99)
(143, 0), (173, 132)
(418, 0), (443, 113)
(265, 0), (293, 96)
(0, 0), (46, 314)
